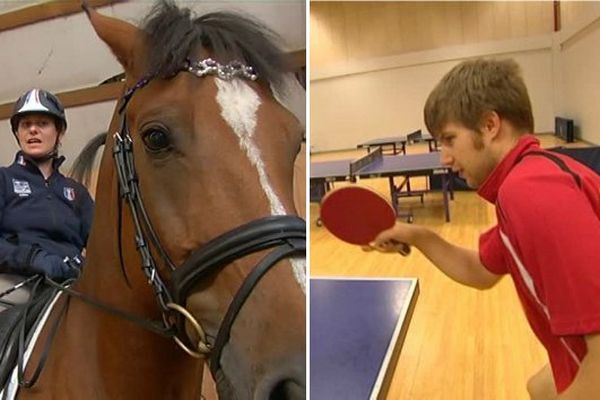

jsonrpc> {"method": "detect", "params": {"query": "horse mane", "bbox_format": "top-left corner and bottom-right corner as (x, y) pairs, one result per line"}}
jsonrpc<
(141, 0), (289, 91)
(71, 2), (292, 187)
(69, 132), (107, 188)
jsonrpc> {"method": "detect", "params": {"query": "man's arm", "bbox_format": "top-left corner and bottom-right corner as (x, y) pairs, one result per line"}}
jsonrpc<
(527, 364), (557, 400)
(558, 334), (600, 399)
(528, 334), (600, 399)
(371, 222), (502, 289)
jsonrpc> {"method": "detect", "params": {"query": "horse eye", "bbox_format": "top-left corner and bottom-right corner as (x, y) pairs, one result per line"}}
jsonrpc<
(141, 128), (172, 152)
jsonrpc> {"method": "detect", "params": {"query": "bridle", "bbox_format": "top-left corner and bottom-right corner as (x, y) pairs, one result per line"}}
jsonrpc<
(111, 57), (306, 375)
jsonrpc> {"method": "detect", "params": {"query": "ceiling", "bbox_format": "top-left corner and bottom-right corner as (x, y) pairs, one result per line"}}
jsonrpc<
(0, 0), (306, 167)
(0, 1), (41, 13)
(0, 0), (306, 103)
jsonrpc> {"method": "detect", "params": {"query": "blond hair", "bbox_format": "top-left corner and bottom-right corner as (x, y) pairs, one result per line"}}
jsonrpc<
(424, 58), (534, 137)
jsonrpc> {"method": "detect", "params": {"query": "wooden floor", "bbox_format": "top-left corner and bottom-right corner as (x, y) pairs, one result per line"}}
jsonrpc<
(309, 134), (582, 400)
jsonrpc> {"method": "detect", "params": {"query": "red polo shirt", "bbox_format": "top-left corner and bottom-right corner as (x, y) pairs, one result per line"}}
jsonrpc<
(478, 135), (600, 392)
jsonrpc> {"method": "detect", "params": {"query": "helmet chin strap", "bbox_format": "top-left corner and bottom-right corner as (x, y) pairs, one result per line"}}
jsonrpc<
(29, 148), (58, 162)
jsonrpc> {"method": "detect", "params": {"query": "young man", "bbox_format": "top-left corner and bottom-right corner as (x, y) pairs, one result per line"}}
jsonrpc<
(0, 89), (94, 296)
(370, 59), (600, 399)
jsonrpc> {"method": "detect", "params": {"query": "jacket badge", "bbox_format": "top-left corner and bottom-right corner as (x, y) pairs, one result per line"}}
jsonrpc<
(64, 187), (76, 201)
(12, 179), (31, 197)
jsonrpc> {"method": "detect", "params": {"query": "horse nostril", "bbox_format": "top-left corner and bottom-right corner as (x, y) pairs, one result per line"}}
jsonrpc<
(269, 379), (305, 400)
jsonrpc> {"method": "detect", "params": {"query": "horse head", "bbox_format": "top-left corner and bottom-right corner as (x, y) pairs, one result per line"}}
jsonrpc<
(78, 1), (305, 399)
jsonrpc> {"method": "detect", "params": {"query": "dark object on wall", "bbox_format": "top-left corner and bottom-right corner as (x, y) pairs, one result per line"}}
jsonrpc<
(555, 117), (574, 143)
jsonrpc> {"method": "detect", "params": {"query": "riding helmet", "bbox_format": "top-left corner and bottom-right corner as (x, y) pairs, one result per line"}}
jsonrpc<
(10, 89), (67, 133)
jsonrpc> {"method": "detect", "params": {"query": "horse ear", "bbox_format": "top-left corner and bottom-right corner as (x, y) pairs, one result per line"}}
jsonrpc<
(82, 2), (140, 74)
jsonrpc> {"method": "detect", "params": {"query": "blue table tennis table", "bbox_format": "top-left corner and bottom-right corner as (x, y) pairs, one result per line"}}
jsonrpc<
(311, 277), (419, 400)
(310, 148), (453, 221)
(357, 130), (438, 155)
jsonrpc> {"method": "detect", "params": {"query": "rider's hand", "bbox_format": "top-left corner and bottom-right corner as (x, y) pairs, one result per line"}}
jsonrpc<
(29, 250), (81, 280)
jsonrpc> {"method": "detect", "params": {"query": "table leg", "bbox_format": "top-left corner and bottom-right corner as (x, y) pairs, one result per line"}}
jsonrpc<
(389, 177), (399, 214)
(442, 174), (450, 222)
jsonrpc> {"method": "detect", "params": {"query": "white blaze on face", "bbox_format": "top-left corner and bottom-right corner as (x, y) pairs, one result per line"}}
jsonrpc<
(290, 258), (306, 293)
(215, 79), (306, 293)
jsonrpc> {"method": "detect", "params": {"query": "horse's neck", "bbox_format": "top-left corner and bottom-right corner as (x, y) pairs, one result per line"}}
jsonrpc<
(24, 296), (203, 399)
(22, 249), (204, 399)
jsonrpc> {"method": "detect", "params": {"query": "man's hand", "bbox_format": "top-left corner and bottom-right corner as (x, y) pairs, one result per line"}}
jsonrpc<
(368, 221), (420, 253)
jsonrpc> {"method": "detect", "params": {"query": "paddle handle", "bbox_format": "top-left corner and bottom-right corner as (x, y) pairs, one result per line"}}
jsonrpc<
(390, 239), (411, 256)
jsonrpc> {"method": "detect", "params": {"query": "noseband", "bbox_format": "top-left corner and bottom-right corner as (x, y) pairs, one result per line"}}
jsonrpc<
(112, 58), (305, 374)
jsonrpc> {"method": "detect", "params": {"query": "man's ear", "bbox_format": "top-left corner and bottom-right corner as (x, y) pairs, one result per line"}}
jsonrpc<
(480, 111), (502, 139)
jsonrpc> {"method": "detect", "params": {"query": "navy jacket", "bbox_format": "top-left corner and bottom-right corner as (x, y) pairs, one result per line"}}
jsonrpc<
(0, 152), (94, 276)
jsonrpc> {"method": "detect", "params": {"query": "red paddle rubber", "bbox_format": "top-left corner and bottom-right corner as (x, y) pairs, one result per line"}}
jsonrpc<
(320, 186), (411, 256)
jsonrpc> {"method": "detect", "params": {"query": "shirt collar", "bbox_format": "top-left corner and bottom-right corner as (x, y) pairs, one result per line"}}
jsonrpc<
(14, 151), (66, 175)
(477, 134), (541, 203)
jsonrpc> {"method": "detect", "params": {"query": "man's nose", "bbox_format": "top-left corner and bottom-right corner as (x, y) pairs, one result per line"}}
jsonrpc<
(439, 147), (453, 166)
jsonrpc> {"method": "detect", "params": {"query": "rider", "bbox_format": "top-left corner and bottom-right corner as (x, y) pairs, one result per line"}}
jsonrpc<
(0, 89), (94, 305)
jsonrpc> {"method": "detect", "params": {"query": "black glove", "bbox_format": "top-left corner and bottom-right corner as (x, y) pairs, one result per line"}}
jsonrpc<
(64, 255), (84, 279)
(29, 250), (79, 280)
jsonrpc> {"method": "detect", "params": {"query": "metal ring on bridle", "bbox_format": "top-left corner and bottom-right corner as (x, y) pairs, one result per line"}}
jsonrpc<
(166, 302), (212, 358)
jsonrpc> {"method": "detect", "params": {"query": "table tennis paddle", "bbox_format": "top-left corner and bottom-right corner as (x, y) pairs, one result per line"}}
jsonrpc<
(320, 185), (411, 256)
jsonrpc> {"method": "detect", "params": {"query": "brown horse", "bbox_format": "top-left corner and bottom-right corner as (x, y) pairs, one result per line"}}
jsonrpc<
(15, 1), (306, 399)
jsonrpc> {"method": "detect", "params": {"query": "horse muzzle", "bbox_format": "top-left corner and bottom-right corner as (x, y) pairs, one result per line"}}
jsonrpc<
(217, 352), (306, 400)
(262, 362), (306, 400)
